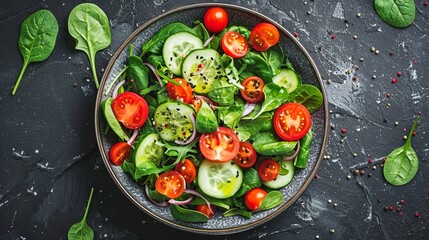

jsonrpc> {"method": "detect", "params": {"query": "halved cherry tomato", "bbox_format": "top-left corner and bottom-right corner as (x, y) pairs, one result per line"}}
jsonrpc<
(240, 76), (265, 103)
(249, 23), (280, 52)
(221, 31), (249, 58)
(190, 95), (215, 112)
(234, 142), (257, 168)
(199, 127), (240, 162)
(258, 159), (280, 181)
(273, 102), (311, 141)
(204, 7), (228, 33)
(109, 142), (131, 166)
(155, 170), (186, 199)
(244, 188), (267, 211)
(196, 204), (216, 219)
(174, 159), (197, 184)
(166, 78), (193, 104)
(112, 92), (149, 129)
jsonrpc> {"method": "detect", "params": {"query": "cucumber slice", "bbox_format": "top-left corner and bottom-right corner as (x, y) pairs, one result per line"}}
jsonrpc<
(162, 32), (203, 75)
(198, 159), (243, 199)
(133, 133), (165, 168)
(182, 49), (226, 94)
(154, 101), (195, 142)
(272, 68), (301, 93)
(262, 160), (294, 189)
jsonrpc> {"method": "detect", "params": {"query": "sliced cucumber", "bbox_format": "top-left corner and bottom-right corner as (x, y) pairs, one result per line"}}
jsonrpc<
(162, 32), (203, 75)
(154, 101), (195, 142)
(262, 160), (294, 189)
(272, 68), (301, 93)
(198, 159), (243, 199)
(133, 133), (165, 168)
(182, 49), (225, 94)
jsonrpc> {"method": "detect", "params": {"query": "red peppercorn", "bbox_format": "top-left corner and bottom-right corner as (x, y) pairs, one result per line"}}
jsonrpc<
(368, 159), (373, 163)
(388, 206), (394, 211)
(424, 1), (428, 7)
(397, 208), (401, 212)
(412, 131), (417, 136)
(399, 199), (405, 204)
(294, 33), (299, 38)
(391, 78), (398, 83)
(415, 212), (421, 218)
(397, 71), (402, 76)
(331, 34), (336, 39)
(341, 128), (347, 133)
(417, 111), (422, 115)
(386, 93), (391, 98)
(352, 76), (358, 81)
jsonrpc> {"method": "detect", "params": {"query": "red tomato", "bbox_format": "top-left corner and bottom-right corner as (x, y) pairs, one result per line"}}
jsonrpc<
(190, 95), (215, 112)
(199, 127), (240, 162)
(244, 188), (267, 211)
(174, 159), (197, 184)
(273, 102), (311, 141)
(249, 23), (280, 52)
(221, 31), (249, 58)
(109, 142), (131, 166)
(196, 204), (216, 219)
(258, 159), (280, 181)
(166, 78), (193, 104)
(155, 170), (186, 199)
(234, 142), (257, 168)
(204, 7), (228, 33)
(240, 76), (265, 103)
(112, 92), (149, 129)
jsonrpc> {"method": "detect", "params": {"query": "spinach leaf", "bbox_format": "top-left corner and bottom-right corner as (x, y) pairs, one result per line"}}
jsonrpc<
(12, 9), (59, 95)
(190, 193), (231, 209)
(239, 50), (272, 82)
(257, 190), (283, 211)
(170, 204), (209, 223)
(68, 3), (111, 89)
(223, 208), (252, 219)
(261, 44), (284, 76)
(236, 112), (272, 141)
(217, 97), (245, 129)
(224, 25), (251, 40)
(253, 83), (288, 119)
(374, 0), (415, 28)
(192, 20), (219, 49)
(234, 168), (262, 197)
(253, 132), (297, 155)
(383, 116), (420, 186)
(220, 54), (243, 89)
(288, 84), (323, 113)
(128, 56), (149, 93)
(294, 128), (313, 169)
(68, 188), (94, 240)
(101, 98), (129, 141)
(208, 77), (236, 106)
(196, 100), (218, 133)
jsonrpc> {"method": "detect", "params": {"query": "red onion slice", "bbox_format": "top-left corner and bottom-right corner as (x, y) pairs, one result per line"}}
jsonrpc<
(283, 140), (300, 161)
(203, 34), (215, 47)
(168, 196), (194, 205)
(144, 63), (163, 87)
(184, 189), (214, 214)
(127, 129), (139, 146)
(242, 102), (256, 117)
(174, 113), (197, 145)
(145, 184), (169, 207)
(112, 79), (126, 99)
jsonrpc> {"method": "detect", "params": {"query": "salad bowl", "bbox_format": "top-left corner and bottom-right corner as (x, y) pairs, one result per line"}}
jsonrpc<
(95, 3), (329, 235)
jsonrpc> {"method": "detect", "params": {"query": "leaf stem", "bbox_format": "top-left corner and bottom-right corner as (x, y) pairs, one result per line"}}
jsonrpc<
(12, 60), (29, 95)
(406, 116), (420, 146)
(82, 187), (94, 222)
(90, 56), (99, 89)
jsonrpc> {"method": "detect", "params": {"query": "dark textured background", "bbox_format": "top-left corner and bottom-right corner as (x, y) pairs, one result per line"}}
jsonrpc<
(1, 0), (428, 239)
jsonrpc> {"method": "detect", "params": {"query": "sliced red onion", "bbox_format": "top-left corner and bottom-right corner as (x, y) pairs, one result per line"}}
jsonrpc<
(283, 140), (300, 161)
(112, 79), (126, 99)
(194, 59), (212, 75)
(242, 102), (256, 117)
(126, 129), (139, 146)
(144, 63), (163, 87)
(168, 196), (194, 205)
(145, 184), (169, 207)
(174, 113), (197, 145)
(184, 189), (214, 214)
(203, 34), (215, 47)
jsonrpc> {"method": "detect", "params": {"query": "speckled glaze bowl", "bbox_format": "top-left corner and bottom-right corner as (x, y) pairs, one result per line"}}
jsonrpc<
(95, 3), (329, 235)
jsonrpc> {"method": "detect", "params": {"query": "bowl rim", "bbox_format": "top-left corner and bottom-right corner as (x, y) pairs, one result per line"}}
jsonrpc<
(95, 2), (329, 235)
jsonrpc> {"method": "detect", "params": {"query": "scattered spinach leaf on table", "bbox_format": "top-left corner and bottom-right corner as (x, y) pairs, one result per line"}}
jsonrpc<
(374, 0), (415, 28)
(68, 187), (94, 240)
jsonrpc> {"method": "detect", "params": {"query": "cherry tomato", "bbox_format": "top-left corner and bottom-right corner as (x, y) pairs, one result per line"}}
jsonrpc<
(112, 92), (149, 129)
(249, 23), (280, 52)
(199, 127), (240, 162)
(166, 78), (193, 104)
(244, 188), (267, 211)
(234, 142), (257, 168)
(258, 159), (280, 181)
(190, 95), (215, 112)
(221, 31), (249, 58)
(174, 159), (197, 184)
(240, 76), (265, 103)
(273, 102), (311, 141)
(196, 204), (216, 219)
(204, 7), (228, 33)
(109, 142), (131, 166)
(155, 170), (186, 199)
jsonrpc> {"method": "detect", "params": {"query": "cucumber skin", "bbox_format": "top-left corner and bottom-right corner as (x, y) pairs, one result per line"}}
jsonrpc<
(133, 133), (165, 168)
(262, 160), (294, 189)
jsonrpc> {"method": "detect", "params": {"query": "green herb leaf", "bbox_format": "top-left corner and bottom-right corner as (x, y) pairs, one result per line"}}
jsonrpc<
(374, 0), (415, 28)
(288, 84), (323, 113)
(234, 168), (262, 197)
(252, 132), (297, 156)
(253, 83), (288, 119)
(170, 204), (209, 223)
(294, 127), (313, 169)
(68, 3), (111, 88)
(223, 208), (252, 218)
(128, 55), (149, 93)
(68, 188), (94, 240)
(13, 9), (59, 95)
(196, 100), (218, 133)
(258, 190), (283, 211)
(383, 116), (420, 186)
(101, 98), (129, 141)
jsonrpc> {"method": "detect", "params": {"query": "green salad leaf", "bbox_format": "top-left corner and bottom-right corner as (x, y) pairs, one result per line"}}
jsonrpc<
(374, 0), (415, 28)
(68, 188), (94, 240)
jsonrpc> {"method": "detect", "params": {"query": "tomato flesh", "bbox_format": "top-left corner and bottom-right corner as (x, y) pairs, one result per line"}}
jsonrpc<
(109, 142), (131, 166)
(166, 78), (193, 104)
(244, 188), (267, 211)
(234, 142), (257, 168)
(174, 159), (197, 184)
(240, 76), (265, 103)
(196, 204), (216, 219)
(250, 23), (280, 52)
(204, 7), (228, 33)
(155, 170), (186, 199)
(190, 95), (214, 112)
(258, 159), (280, 181)
(199, 127), (240, 162)
(221, 31), (249, 58)
(112, 92), (149, 129)
(273, 102), (311, 141)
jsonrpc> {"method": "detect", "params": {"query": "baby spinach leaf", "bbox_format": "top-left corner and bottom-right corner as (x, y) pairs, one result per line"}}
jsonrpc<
(374, 0), (415, 28)
(217, 97), (245, 129)
(240, 50), (272, 82)
(261, 44), (284, 76)
(127, 56), (149, 93)
(101, 98), (129, 141)
(294, 128), (313, 169)
(12, 9), (59, 95)
(192, 20), (219, 49)
(190, 193), (232, 210)
(68, 3), (111, 89)
(253, 83), (288, 119)
(288, 84), (323, 113)
(383, 116), (420, 186)
(236, 112), (272, 141)
(208, 77), (236, 106)
(196, 100), (218, 133)
(68, 188), (94, 240)
(223, 208), (252, 219)
(234, 168), (262, 197)
(170, 204), (209, 223)
(257, 190), (283, 211)
(253, 132), (297, 155)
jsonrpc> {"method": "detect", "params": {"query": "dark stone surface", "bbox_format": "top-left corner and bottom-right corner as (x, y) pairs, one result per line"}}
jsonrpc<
(0, 0), (428, 239)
